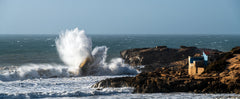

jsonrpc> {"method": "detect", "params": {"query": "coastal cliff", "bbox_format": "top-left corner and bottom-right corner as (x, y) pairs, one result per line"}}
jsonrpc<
(92, 46), (240, 94)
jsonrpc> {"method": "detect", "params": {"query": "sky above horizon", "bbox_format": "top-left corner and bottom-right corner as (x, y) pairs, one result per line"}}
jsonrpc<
(0, 0), (239, 35)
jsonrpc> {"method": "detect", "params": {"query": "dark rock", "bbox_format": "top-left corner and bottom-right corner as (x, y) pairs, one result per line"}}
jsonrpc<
(231, 46), (240, 54)
(120, 46), (194, 66)
(92, 77), (133, 88)
(93, 66), (240, 93)
(155, 46), (167, 49)
(205, 52), (234, 73)
(120, 46), (221, 72)
(92, 46), (240, 94)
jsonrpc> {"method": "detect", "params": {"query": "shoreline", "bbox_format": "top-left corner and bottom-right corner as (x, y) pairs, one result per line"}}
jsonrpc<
(92, 46), (240, 94)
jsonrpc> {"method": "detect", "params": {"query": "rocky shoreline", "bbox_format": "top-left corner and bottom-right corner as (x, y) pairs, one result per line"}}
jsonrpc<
(120, 46), (221, 72)
(92, 46), (240, 94)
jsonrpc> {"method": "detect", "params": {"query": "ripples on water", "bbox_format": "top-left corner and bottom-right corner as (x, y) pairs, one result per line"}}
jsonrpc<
(0, 34), (240, 98)
(1, 34), (240, 66)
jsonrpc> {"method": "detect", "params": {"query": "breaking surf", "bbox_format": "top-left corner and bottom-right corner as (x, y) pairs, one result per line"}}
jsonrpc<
(0, 28), (138, 81)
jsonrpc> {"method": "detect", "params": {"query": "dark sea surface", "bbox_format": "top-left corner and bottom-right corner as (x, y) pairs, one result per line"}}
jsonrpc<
(0, 34), (239, 66)
(1, 34), (240, 99)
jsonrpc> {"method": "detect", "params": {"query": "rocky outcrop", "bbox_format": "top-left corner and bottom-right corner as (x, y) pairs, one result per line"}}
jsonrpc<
(120, 46), (221, 72)
(93, 63), (240, 93)
(120, 46), (196, 66)
(231, 46), (240, 54)
(92, 46), (240, 94)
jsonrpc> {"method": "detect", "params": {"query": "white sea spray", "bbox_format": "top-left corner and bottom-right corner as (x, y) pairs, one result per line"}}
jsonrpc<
(0, 28), (138, 81)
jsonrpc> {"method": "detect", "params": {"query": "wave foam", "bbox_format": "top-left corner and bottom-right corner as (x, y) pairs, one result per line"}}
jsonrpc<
(0, 28), (138, 81)
(0, 64), (70, 81)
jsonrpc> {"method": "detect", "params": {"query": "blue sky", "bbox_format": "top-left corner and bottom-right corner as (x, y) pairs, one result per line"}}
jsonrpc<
(0, 0), (239, 34)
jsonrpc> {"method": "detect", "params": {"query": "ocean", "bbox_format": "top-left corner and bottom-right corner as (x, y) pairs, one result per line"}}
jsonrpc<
(0, 28), (240, 98)
(1, 33), (239, 66)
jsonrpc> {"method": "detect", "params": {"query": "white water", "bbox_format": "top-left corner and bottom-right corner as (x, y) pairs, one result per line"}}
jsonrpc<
(0, 76), (135, 98)
(55, 28), (138, 76)
(1, 76), (240, 98)
(0, 28), (137, 81)
(55, 28), (93, 74)
(1, 28), (240, 98)
(0, 64), (69, 81)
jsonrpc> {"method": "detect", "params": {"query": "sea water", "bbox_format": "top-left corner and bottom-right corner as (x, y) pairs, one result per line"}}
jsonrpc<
(0, 28), (240, 98)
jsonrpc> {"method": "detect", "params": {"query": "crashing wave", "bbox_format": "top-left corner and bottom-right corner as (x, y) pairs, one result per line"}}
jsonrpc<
(0, 28), (138, 81)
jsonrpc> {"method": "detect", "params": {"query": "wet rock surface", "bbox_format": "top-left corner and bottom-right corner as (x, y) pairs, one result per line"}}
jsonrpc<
(93, 46), (240, 94)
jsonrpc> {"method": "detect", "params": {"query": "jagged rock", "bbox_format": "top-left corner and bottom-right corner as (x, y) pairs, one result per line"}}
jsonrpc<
(92, 46), (240, 94)
(120, 46), (198, 67)
(120, 46), (221, 72)
(93, 64), (240, 93)
(205, 47), (240, 73)
(231, 46), (240, 54)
